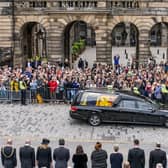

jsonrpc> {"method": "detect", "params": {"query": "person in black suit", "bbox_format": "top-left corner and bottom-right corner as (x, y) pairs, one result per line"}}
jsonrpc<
(53, 138), (70, 168)
(19, 140), (35, 168)
(128, 139), (145, 168)
(149, 142), (167, 168)
(1, 139), (17, 168)
(72, 145), (88, 168)
(36, 138), (52, 168)
(110, 144), (123, 168)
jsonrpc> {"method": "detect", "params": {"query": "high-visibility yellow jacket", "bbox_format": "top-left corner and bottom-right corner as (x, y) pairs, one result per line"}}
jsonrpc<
(161, 84), (168, 93)
(10, 80), (19, 92)
(19, 81), (27, 90)
(133, 87), (140, 95)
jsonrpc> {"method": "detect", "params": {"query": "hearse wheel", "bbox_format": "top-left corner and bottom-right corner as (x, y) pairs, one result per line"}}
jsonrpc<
(88, 114), (101, 126)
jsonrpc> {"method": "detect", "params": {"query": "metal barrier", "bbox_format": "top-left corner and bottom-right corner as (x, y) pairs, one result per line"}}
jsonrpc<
(0, 87), (167, 106)
(0, 90), (32, 103)
(39, 87), (80, 103)
(0, 87), (80, 104)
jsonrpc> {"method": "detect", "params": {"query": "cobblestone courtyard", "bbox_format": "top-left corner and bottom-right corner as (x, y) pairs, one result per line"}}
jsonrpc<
(0, 103), (168, 144)
(0, 103), (168, 167)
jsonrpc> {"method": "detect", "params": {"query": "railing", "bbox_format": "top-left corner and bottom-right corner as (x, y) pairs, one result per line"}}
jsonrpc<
(0, 87), (80, 104)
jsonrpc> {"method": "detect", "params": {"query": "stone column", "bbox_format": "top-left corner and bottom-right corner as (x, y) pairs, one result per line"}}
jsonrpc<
(161, 23), (167, 47)
(96, 30), (112, 64)
(125, 22), (130, 46)
(13, 32), (23, 67)
(138, 28), (151, 67)
(47, 19), (64, 64)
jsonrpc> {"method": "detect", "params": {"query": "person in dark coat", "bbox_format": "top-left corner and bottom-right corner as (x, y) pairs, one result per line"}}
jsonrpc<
(72, 145), (88, 168)
(53, 138), (70, 168)
(128, 139), (145, 168)
(19, 140), (35, 168)
(110, 144), (123, 168)
(36, 138), (52, 168)
(78, 58), (84, 70)
(1, 139), (17, 168)
(91, 142), (108, 168)
(149, 142), (167, 168)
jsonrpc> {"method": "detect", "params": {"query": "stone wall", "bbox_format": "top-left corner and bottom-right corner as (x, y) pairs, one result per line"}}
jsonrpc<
(2, 0), (168, 67)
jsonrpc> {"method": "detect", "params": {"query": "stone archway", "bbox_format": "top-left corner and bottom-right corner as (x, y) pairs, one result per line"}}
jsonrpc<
(20, 22), (47, 67)
(63, 20), (96, 68)
(150, 22), (168, 64)
(111, 22), (139, 67)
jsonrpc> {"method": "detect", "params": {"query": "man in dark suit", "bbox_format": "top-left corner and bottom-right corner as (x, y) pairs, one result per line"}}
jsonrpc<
(149, 142), (167, 168)
(53, 138), (70, 168)
(1, 139), (17, 168)
(128, 139), (145, 168)
(19, 140), (35, 168)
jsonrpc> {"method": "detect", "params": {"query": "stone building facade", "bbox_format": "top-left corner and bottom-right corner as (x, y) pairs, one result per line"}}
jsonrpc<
(0, 0), (168, 67)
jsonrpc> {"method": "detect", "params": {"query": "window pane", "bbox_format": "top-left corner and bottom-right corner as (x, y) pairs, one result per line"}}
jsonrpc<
(118, 100), (136, 109)
(80, 92), (118, 107)
(80, 92), (99, 106)
(137, 101), (152, 111)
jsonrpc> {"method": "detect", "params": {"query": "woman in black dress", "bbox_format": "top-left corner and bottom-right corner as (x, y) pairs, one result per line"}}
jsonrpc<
(36, 138), (52, 168)
(72, 145), (88, 168)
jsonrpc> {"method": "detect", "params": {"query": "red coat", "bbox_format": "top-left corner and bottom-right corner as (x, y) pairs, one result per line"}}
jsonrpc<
(48, 80), (58, 92)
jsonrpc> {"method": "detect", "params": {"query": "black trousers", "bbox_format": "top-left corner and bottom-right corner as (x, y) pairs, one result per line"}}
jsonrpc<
(21, 90), (26, 105)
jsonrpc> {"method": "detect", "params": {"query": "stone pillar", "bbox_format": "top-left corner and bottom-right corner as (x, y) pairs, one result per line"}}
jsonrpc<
(47, 19), (64, 64)
(96, 30), (112, 64)
(13, 30), (23, 67)
(125, 23), (130, 46)
(138, 28), (151, 67)
(161, 23), (167, 47)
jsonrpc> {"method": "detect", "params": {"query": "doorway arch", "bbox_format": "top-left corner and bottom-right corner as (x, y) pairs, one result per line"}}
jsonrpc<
(150, 22), (168, 64)
(63, 20), (96, 68)
(20, 22), (47, 66)
(112, 22), (139, 67)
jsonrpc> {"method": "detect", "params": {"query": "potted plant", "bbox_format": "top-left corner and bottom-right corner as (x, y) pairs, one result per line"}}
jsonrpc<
(41, 57), (48, 65)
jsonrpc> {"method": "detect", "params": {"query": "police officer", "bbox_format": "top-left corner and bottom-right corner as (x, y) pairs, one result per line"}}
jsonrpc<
(19, 76), (27, 105)
(19, 140), (35, 168)
(1, 139), (17, 168)
(161, 84), (168, 104)
(133, 86), (140, 95)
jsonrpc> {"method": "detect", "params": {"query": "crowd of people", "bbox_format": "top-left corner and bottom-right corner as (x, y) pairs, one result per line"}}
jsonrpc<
(0, 138), (167, 168)
(0, 58), (168, 104)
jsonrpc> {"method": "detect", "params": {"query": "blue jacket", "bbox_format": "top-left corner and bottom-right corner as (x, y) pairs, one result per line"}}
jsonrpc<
(110, 152), (123, 168)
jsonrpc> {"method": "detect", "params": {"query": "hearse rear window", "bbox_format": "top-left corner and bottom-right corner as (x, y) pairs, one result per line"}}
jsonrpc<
(80, 92), (118, 107)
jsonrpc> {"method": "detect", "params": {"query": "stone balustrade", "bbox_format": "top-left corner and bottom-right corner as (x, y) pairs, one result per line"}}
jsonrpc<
(14, 0), (140, 12)
(15, 0), (100, 10)
(12, 0), (168, 15)
(107, 0), (139, 9)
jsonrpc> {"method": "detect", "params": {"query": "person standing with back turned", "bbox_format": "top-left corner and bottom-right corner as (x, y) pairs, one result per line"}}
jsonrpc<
(19, 139), (35, 168)
(128, 139), (145, 168)
(1, 139), (17, 168)
(53, 138), (70, 168)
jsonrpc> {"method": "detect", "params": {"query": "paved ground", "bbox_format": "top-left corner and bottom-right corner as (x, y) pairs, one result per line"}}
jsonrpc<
(73, 46), (167, 68)
(0, 103), (168, 168)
